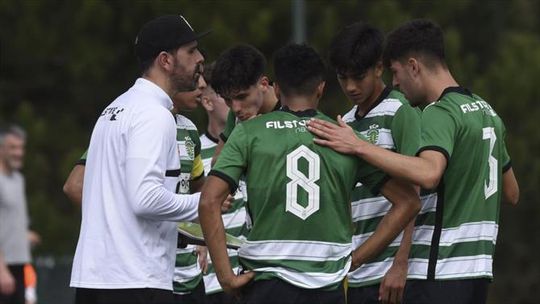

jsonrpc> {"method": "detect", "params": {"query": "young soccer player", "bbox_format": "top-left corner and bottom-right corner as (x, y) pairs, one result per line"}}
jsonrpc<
(199, 63), (244, 304)
(308, 19), (519, 304)
(328, 22), (436, 304)
(199, 43), (420, 304)
(210, 44), (280, 165)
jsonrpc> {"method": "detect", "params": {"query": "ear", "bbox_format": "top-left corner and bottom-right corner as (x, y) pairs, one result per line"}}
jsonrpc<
(374, 60), (384, 78)
(407, 57), (420, 77)
(259, 76), (270, 93)
(315, 81), (326, 99)
(156, 51), (174, 72)
(273, 82), (281, 101)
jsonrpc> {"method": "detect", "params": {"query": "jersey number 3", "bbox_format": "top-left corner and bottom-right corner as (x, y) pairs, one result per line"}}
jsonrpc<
(286, 145), (320, 220)
(483, 127), (498, 199)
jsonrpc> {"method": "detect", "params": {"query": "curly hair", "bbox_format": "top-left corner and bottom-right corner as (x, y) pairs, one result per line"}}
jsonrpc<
(211, 44), (266, 98)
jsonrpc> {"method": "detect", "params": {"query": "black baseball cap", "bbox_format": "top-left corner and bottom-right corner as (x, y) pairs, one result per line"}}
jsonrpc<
(135, 14), (210, 62)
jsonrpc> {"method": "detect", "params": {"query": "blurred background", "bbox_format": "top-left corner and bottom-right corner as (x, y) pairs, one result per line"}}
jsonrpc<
(0, 0), (538, 303)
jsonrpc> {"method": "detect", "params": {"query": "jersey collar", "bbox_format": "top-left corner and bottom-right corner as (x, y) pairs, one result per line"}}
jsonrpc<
(355, 86), (392, 120)
(205, 132), (219, 144)
(279, 106), (318, 117)
(134, 78), (174, 110)
(437, 86), (473, 101)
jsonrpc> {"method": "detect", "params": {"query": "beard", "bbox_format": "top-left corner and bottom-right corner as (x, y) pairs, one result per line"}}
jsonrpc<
(171, 59), (202, 93)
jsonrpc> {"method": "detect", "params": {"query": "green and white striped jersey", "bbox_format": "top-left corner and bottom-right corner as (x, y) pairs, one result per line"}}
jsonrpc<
(409, 87), (511, 281)
(343, 88), (437, 287)
(200, 133), (248, 295)
(173, 114), (204, 295)
(211, 108), (387, 290)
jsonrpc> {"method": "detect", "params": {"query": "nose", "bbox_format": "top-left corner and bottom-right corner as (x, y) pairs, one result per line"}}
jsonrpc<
(344, 79), (356, 94)
(195, 49), (204, 64)
(198, 76), (207, 90)
(392, 77), (399, 88)
(230, 100), (242, 115)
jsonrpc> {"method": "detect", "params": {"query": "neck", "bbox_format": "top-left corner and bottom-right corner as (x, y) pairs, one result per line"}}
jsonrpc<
(259, 86), (279, 114)
(357, 80), (386, 116)
(424, 68), (459, 103)
(281, 95), (318, 112)
(143, 70), (175, 98)
(206, 117), (225, 140)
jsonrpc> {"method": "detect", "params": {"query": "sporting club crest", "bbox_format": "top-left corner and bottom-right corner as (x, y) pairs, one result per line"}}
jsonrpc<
(184, 136), (195, 160)
(366, 124), (380, 144)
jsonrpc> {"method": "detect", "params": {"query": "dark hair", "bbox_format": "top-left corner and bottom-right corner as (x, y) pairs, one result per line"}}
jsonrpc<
(202, 62), (215, 87)
(383, 19), (446, 68)
(329, 22), (383, 75)
(211, 44), (266, 98)
(138, 46), (180, 74)
(273, 44), (325, 97)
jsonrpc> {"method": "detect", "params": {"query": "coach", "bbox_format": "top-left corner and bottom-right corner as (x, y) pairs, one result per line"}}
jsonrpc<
(70, 15), (209, 304)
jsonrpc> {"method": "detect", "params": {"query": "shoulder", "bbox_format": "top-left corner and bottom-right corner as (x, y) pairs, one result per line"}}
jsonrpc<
(367, 91), (406, 118)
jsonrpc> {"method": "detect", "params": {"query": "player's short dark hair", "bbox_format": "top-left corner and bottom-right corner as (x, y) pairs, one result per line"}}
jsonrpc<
(211, 44), (266, 98)
(273, 44), (325, 97)
(383, 19), (446, 68)
(328, 22), (383, 75)
(202, 62), (215, 87)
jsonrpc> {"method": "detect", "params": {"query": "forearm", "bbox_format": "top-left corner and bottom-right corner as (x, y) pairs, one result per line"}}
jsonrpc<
(63, 165), (85, 205)
(356, 143), (438, 189)
(190, 176), (206, 193)
(134, 188), (200, 222)
(211, 140), (225, 167)
(199, 195), (235, 284)
(393, 219), (415, 266)
(353, 200), (416, 268)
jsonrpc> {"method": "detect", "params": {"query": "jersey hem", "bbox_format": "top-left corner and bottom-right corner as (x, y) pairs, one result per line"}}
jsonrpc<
(503, 160), (512, 173)
(70, 281), (172, 290)
(416, 146), (450, 163)
(209, 170), (238, 194)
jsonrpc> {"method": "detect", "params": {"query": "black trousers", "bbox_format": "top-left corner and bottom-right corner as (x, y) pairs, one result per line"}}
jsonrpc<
(347, 284), (381, 304)
(75, 287), (174, 304)
(241, 279), (345, 304)
(173, 279), (206, 304)
(403, 279), (489, 304)
(205, 291), (238, 304)
(0, 265), (25, 304)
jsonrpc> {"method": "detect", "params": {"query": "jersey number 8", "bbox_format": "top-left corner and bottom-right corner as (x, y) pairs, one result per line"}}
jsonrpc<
(285, 145), (320, 220)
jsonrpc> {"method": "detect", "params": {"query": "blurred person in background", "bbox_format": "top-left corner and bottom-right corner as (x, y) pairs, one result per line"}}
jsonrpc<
(0, 124), (31, 304)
